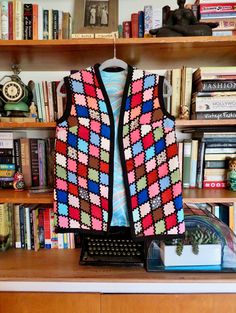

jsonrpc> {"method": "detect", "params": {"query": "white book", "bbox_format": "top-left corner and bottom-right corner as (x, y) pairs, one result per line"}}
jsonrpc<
(38, 82), (46, 122)
(35, 82), (43, 121)
(171, 68), (181, 118)
(14, 204), (21, 249)
(15, 0), (23, 40)
(47, 81), (55, 122)
(152, 7), (162, 29)
(57, 233), (64, 249)
(1, 1), (8, 40)
(58, 10), (63, 40)
(24, 206), (31, 251)
(38, 4), (43, 40)
(48, 9), (52, 40)
(194, 96), (236, 112)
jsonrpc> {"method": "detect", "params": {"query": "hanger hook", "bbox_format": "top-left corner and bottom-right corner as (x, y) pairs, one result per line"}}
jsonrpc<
(113, 35), (116, 59)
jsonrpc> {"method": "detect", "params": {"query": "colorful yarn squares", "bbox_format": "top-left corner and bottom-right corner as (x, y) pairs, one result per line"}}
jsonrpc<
(58, 203), (68, 215)
(74, 93), (86, 106)
(143, 88), (153, 102)
(134, 152), (144, 168)
(148, 182), (159, 198)
(144, 75), (155, 89)
(87, 96), (98, 110)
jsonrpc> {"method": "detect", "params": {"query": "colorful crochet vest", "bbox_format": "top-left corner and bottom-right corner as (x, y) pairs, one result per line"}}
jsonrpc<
(54, 64), (185, 240)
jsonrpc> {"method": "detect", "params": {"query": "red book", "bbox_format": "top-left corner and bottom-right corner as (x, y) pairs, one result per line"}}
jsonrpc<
(122, 21), (131, 38)
(200, 3), (236, 14)
(203, 181), (226, 188)
(8, 1), (13, 40)
(43, 208), (51, 249)
(131, 13), (138, 38)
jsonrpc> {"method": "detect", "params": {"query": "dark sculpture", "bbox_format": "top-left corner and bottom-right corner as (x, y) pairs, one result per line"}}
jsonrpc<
(150, 0), (218, 37)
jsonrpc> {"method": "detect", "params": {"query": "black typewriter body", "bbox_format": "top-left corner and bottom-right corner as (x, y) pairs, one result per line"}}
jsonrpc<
(79, 227), (145, 267)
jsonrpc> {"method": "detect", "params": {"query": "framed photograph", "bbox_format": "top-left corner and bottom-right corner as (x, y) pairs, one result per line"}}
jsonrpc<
(73, 0), (118, 34)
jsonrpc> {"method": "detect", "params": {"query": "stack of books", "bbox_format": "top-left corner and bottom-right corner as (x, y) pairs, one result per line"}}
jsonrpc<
(191, 66), (236, 120)
(196, 0), (236, 36)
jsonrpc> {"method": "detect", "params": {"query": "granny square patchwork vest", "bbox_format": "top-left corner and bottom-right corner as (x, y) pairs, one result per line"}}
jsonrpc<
(54, 64), (185, 240)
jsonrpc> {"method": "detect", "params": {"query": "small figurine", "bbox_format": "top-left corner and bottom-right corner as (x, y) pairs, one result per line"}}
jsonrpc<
(150, 0), (218, 37)
(13, 171), (25, 191)
(227, 157), (236, 191)
(29, 101), (38, 118)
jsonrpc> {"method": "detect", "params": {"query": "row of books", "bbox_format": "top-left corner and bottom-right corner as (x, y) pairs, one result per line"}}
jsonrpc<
(194, 0), (236, 36)
(120, 5), (162, 38)
(0, 132), (54, 188)
(33, 80), (66, 122)
(179, 130), (236, 189)
(191, 66), (236, 120)
(0, 203), (80, 251)
(163, 66), (236, 120)
(0, 1), (71, 40)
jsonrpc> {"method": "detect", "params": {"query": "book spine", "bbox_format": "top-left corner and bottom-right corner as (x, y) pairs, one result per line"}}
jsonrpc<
(200, 3), (236, 14)
(24, 4), (32, 40)
(38, 140), (46, 186)
(122, 21), (131, 38)
(152, 7), (162, 29)
(203, 181), (226, 188)
(0, 4), (2, 39)
(183, 140), (192, 188)
(30, 138), (39, 187)
(47, 81), (54, 122)
(51, 81), (58, 120)
(201, 11), (236, 18)
(138, 11), (144, 38)
(131, 13), (138, 38)
(0, 139), (13, 149)
(171, 68), (181, 118)
(32, 208), (40, 251)
(205, 160), (226, 168)
(35, 82), (43, 121)
(195, 79), (236, 92)
(43, 208), (51, 249)
(20, 138), (32, 187)
(52, 9), (59, 39)
(144, 5), (152, 37)
(194, 97), (236, 112)
(189, 140), (198, 188)
(15, 0), (23, 40)
(1, 2), (8, 40)
(200, 0), (236, 3)
(14, 138), (22, 172)
(38, 5), (43, 40)
(8, 1), (13, 40)
(62, 12), (70, 39)
(24, 206), (31, 250)
(19, 205), (25, 249)
(32, 4), (38, 40)
(48, 9), (52, 40)
(213, 30), (236, 36)
(193, 111), (236, 119)
(14, 204), (21, 248)
(43, 9), (49, 40)
(38, 208), (45, 248)
(29, 207), (35, 250)
(58, 10), (63, 40)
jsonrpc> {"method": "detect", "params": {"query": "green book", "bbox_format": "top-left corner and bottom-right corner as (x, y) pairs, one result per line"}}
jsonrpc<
(183, 140), (192, 189)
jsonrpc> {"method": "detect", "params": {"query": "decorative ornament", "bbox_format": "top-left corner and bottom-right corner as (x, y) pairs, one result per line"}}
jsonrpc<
(227, 157), (236, 191)
(13, 171), (25, 191)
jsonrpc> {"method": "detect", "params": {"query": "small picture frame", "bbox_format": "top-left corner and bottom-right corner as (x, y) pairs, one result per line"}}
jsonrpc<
(73, 0), (118, 34)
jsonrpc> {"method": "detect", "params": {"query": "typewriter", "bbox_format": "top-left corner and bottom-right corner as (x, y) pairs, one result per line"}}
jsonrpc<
(79, 227), (145, 266)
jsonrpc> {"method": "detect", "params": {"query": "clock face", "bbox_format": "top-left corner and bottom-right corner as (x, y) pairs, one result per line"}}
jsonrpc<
(2, 81), (24, 102)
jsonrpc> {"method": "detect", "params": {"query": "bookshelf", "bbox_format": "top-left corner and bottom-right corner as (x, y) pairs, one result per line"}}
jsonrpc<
(1, 37), (236, 313)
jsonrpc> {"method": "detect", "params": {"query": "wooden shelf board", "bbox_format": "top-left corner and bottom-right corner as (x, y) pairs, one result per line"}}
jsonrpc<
(0, 36), (236, 70)
(0, 120), (235, 129)
(0, 122), (56, 129)
(0, 190), (53, 204)
(1, 189), (236, 204)
(175, 119), (236, 128)
(0, 249), (236, 283)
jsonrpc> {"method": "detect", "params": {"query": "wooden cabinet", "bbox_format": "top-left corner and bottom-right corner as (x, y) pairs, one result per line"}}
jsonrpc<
(0, 293), (101, 313)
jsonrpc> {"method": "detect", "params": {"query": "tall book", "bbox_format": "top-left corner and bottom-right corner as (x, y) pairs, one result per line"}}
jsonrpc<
(171, 68), (181, 118)
(182, 140), (192, 189)
(1, 1), (9, 40)
(20, 138), (32, 187)
(23, 4), (32, 40)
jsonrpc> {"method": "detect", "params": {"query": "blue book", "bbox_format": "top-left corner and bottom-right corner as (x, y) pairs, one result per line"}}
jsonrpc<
(138, 11), (144, 38)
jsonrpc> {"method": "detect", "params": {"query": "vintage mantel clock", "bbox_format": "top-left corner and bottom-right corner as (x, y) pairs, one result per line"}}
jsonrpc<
(0, 65), (33, 116)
